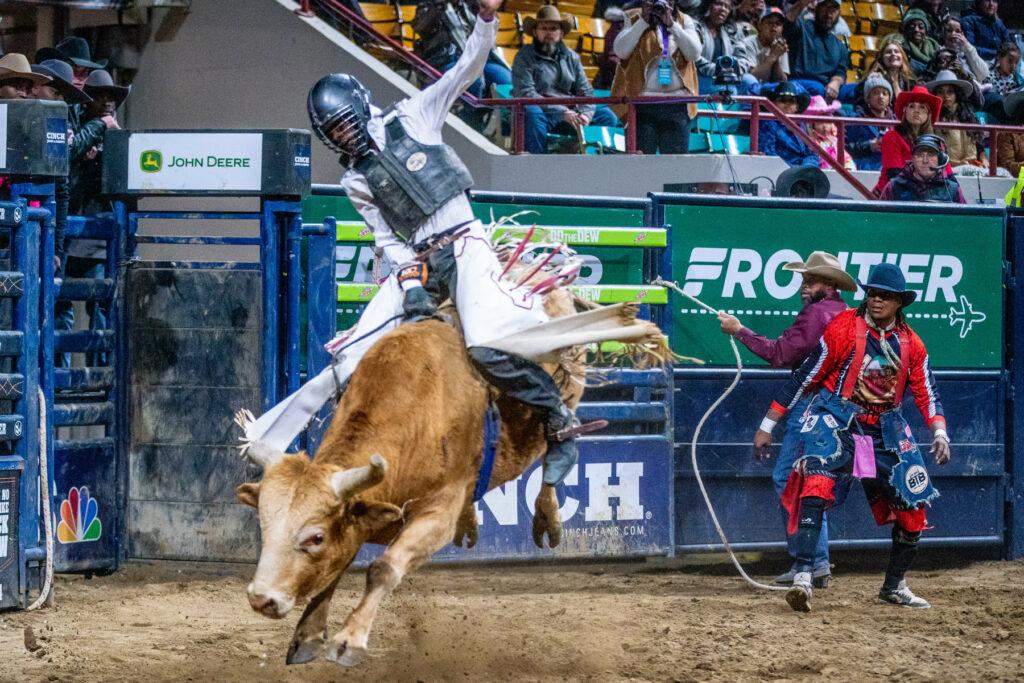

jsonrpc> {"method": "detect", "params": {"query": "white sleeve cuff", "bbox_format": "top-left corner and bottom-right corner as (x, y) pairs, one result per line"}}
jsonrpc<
(400, 279), (423, 292)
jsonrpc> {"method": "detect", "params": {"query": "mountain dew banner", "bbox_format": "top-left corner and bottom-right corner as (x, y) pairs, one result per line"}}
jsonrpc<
(660, 201), (1004, 368)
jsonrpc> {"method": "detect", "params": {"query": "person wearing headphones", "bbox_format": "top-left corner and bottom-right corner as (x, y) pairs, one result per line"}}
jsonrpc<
(878, 134), (966, 203)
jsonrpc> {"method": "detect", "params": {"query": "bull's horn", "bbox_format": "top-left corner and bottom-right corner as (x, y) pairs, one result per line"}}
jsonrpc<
(330, 453), (388, 500)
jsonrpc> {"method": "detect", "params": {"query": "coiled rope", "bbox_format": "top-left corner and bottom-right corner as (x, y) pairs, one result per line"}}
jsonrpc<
(27, 386), (54, 610)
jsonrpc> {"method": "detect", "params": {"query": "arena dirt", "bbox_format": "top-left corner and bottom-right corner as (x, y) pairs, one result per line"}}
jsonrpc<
(2, 554), (1022, 682)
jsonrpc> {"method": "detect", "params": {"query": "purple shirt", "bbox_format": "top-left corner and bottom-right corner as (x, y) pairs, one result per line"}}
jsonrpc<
(734, 291), (847, 369)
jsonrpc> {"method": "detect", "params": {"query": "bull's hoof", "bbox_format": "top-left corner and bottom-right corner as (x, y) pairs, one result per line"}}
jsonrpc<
(286, 638), (324, 665)
(326, 639), (367, 668)
(532, 507), (561, 549)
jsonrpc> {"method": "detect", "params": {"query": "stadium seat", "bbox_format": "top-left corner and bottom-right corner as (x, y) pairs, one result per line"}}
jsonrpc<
(694, 102), (742, 134)
(707, 133), (750, 155)
(583, 125), (625, 154)
(689, 132), (711, 153)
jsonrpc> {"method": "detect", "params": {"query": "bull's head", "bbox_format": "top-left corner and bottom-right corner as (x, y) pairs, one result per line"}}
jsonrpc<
(236, 447), (401, 619)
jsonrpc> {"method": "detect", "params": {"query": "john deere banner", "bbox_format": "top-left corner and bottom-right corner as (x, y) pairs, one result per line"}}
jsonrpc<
(664, 203), (1004, 368)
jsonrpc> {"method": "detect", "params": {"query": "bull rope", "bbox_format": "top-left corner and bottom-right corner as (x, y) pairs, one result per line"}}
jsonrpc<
(27, 387), (54, 610)
(653, 278), (786, 593)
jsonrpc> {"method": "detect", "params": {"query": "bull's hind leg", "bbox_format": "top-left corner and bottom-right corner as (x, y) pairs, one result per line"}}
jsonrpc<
(532, 483), (562, 548)
(286, 578), (339, 664)
(326, 487), (463, 667)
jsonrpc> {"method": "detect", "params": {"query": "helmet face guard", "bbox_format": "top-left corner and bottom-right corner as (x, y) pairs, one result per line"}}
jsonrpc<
(308, 73), (374, 162)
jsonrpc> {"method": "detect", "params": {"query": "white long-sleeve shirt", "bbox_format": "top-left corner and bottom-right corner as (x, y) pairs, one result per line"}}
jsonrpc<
(341, 15), (496, 269)
(613, 13), (701, 94)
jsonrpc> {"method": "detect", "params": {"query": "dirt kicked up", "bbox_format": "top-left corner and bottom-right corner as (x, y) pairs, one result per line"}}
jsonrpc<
(2, 555), (1022, 682)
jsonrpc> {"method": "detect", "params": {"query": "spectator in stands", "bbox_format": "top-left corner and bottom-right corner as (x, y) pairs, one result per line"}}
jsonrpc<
(942, 15), (989, 83)
(611, 0), (701, 154)
(996, 91), (1024, 177)
(0, 53), (49, 99)
(694, 0), (747, 94)
(873, 85), (942, 195)
(806, 94), (855, 169)
(909, 0), (950, 41)
(926, 69), (995, 173)
(984, 42), (1023, 97)
(733, 0), (766, 38)
(782, 0), (850, 38)
(31, 58), (92, 276)
(513, 6), (620, 154)
(887, 9), (941, 74)
(921, 48), (985, 109)
(761, 81), (819, 166)
(412, 0), (512, 107)
(597, 0), (700, 89)
(853, 39), (916, 105)
(879, 134), (966, 203)
(961, 0), (1009, 62)
(738, 7), (789, 93)
(782, 0), (848, 101)
(64, 70), (128, 366)
(845, 75), (895, 170)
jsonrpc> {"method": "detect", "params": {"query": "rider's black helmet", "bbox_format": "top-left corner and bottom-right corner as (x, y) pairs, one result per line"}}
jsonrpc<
(307, 73), (373, 160)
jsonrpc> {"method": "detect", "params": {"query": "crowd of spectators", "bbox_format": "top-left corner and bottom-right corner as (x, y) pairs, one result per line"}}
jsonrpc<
(403, 0), (1021, 202)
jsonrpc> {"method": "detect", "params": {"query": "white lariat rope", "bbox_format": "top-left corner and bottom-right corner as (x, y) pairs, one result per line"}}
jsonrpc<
(653, 277), (786, 593)
(27, 386), (54, 610)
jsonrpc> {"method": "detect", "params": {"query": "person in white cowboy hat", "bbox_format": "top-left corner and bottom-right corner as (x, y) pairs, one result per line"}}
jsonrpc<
(0, 53), (51, 99)
(512, 5), (620, 153)
(719, 251), (853, 587)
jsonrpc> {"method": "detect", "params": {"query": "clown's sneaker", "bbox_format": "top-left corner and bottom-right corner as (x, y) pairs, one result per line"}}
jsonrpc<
(879, 580), (931, 609)
(785, 572), (813, 612)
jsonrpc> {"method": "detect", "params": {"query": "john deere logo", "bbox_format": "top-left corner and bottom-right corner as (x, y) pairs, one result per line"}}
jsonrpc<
(140, 150), (163, 173)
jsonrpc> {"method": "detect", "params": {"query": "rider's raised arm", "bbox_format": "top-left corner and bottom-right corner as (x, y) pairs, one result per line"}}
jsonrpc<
(404, 13), (497, 134)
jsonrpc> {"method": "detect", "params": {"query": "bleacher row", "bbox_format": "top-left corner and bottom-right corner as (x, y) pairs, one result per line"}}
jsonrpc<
(356, 0), (914, 84)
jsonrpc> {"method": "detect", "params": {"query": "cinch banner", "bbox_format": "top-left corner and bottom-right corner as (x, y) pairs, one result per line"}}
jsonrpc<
(127, 133), (262, 192)
(664, 203), (1004, 368)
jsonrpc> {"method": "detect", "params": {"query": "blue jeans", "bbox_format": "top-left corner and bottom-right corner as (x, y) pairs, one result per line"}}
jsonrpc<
(55, 257), (108, 368)
(523, 104), (620, 154)
(772, 395), (830, 570)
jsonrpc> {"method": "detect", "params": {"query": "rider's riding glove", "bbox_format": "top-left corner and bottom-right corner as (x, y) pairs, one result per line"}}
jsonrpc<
(402, 284), (437, 319)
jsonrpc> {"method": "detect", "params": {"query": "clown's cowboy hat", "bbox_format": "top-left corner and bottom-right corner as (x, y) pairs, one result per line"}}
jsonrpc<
(53, 36), (107, 70)
(858, 262), (916, 306)
(766, 81), (811, 113)
(0, 53), (51, 87)
(83, 69), (130, 107)
(524, 5), (575, 35)
(783, 251), (857, 292)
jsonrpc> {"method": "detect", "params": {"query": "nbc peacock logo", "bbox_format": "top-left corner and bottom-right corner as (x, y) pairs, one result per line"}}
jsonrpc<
(56, 486), (102, 544)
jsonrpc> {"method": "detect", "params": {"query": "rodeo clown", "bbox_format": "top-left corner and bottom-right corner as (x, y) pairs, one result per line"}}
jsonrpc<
(753, 263), (951, 612)
(239, 0), (590, 488)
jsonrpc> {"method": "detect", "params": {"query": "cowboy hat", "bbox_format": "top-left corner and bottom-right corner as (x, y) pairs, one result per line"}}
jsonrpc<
(523, 5), (575, 35)
(783, 251), (857, 292)
(0, 53), (51, 87)
(805, 94), (841, 116)
(83, 69), (130, 107)
(766, 81), (811, 113)
(925, 69), (975, 102)
(32, 59), (92, 105)
(894, 85), (941, 123)
(53, 36), (107, 70)
(858, 262), (916, 306)
(773, 166), (830, 199)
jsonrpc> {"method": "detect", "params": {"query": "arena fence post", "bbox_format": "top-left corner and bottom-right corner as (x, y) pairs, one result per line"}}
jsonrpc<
(1006, 209), (1024, 560)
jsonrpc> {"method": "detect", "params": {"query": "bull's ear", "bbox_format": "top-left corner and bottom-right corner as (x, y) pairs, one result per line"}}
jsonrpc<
(347, 501), (403, 534)
(235, 482), (261, 507)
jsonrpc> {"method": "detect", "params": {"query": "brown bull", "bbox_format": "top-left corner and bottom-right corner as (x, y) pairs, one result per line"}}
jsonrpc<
(236, 301), (585, 666)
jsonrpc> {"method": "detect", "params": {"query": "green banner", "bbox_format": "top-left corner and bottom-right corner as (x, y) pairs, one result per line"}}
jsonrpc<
(665, 203), (1004, 368)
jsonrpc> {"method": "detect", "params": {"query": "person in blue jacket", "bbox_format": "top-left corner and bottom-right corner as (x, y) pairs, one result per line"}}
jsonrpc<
(761, 81), (819, 166)
(845, 75), (897, 170)
(961, 0), (1010, 61)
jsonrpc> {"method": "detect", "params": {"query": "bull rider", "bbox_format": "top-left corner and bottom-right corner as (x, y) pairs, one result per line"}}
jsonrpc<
(241, 0), (586, 491)
(718, 251), (852, 587)
(753, 263), (951, 612)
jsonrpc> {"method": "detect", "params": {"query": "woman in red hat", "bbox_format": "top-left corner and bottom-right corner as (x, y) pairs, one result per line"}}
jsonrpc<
(873, 85), (946, 195)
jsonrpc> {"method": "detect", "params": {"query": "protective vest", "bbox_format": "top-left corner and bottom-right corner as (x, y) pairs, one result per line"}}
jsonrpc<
(354, 115), (474, 242)
(886, 172), (960, 203)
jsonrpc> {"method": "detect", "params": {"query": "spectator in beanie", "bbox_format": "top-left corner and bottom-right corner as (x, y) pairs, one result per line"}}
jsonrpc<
(885, 9), (940, 74)
(879, 134), (966, 203)
(612, 0), (702, 154)
(845, 75), (895, 170)
(942, 15), (989, 82)
(782, 0), (848, 100)
(513, 5), (620, 154)
(961, 0), (1009, 62)
(874, 85), (944, 195)
(737, 7), (789, 93)
(760, 81), (820, 166)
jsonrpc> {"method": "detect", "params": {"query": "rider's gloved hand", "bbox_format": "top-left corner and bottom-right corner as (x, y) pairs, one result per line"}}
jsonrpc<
(402, 283), (437, 320)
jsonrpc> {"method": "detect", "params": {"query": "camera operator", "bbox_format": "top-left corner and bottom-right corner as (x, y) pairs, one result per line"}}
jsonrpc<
(694, 0), (747, 93)
(611, 0), (701, 154)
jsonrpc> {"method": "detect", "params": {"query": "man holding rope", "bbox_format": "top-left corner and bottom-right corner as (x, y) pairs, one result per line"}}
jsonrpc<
(718, 251), (852, 587)
(753, 263), (951, 612)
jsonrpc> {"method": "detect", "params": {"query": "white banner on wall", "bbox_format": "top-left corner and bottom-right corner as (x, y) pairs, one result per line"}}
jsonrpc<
(127, 133), (263, 191)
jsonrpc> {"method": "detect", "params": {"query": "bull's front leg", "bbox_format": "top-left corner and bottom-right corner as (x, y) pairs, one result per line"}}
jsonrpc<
(532, 483), (562, 548)
(326, 488), (462, 667)
(285, 577), (340, 665)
